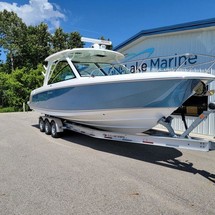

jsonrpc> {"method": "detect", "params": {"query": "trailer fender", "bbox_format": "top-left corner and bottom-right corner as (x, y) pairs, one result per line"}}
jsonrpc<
(52, 118), (64, 133)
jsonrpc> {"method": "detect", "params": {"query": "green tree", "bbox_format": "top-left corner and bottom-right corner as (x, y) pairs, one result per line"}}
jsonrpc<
(0, 71), (9, 107)
(0, 10), (27, 72)
(22, 23), (51, 68)
(67, 32), (84, 49)
(52, 27), (68, 53)
(1, 65), (44, 110)
(0, 11), (52, 71)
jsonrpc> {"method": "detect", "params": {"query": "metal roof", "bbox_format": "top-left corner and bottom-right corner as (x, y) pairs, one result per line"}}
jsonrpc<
(114, 18), (215, 51)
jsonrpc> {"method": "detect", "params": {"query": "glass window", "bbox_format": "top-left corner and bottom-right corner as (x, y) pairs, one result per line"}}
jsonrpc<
(74, 62), (105, 77)
(73, 62), (131, 77)
(98, 63), (131, 75)
(48, 61), (76, 84)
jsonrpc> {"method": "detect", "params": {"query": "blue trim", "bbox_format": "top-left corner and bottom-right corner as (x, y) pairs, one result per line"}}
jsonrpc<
(31, 79), (198, 111)
(114, 18), (215, 51)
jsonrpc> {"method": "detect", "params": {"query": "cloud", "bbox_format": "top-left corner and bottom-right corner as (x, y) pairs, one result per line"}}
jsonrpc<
(0, 0), (66, 29)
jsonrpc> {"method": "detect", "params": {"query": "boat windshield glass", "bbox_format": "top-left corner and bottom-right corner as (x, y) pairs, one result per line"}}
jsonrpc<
(73, 62), (130, 77)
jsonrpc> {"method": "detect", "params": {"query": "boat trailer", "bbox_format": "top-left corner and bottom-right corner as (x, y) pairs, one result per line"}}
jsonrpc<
(38, 106), (215, 152)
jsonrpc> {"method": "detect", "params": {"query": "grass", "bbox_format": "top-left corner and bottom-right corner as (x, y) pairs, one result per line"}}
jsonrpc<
(0, 107), (17, 113)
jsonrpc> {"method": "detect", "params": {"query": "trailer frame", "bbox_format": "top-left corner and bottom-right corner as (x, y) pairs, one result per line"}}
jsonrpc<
(38, 108), (215, 152)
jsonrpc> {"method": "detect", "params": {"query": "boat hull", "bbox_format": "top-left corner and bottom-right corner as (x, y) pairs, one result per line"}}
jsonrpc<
(45, 107), (176, 134)
(29, 76), (203, 134)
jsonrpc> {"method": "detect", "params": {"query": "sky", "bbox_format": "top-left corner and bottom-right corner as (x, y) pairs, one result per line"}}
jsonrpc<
(1, 0), (215, 48)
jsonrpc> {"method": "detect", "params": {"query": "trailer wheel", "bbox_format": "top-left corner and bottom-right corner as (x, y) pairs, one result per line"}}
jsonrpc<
(51, 121), (60, 138)
(44, 120), (51, 135)
(39, 117), (45, 132)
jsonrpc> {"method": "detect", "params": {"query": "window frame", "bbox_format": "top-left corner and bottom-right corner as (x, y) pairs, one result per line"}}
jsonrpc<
(48, 60), (76, 85)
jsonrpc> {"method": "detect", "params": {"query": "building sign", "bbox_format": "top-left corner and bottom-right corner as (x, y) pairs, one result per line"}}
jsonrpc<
(123, 48), (198, 72)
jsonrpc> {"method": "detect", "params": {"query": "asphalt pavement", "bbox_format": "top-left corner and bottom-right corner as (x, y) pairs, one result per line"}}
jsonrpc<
(0, 112), (215, 215)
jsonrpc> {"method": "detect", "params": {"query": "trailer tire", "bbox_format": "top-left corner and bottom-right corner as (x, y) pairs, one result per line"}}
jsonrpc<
(39, 117), (45, 132)
(45, 120), (51, 135)
(51, 121), (60, 138)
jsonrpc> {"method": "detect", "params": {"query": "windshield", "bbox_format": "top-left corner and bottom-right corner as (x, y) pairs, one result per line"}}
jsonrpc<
(73, 62), (131, 77)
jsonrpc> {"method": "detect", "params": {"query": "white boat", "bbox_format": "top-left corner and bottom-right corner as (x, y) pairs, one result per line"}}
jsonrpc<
(28, 38), (215, 134)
